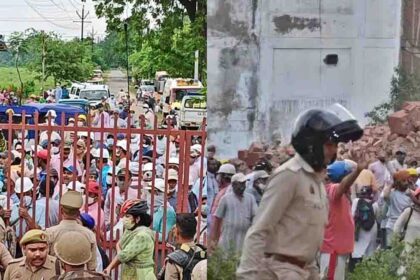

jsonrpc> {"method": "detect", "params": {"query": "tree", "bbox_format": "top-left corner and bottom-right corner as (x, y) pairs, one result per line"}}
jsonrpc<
(7, 30), (94, 85)
(366, 68), (420, 124)
(93, 0), (206, 82)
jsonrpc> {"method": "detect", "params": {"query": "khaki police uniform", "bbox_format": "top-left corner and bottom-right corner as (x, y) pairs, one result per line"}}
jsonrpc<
(51, 270), (111, 280)
(4, 229), (57, 280)
(45, 191), (97, 271)
(164, 242), (205, 280)
(0, 243), (13, 275)
(4, 255), (56, 280)
(236, 154), (328, 280)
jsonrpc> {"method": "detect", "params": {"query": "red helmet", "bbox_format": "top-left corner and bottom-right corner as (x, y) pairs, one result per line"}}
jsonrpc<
(120, 199), (142, 217)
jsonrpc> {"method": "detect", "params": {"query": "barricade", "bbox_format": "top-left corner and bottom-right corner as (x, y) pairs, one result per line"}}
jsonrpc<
(0, 110), (207, 277)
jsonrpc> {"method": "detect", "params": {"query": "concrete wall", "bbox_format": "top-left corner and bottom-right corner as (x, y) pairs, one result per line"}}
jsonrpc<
(208, 0), (402, 158)
(401, 0), (420, 77)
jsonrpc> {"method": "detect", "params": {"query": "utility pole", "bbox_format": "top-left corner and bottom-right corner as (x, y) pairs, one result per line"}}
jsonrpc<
(194, 50), (199, 81)
(89, 27), (97, 58)
(124, 21), (130, 110)
(74, 0), (91, 42)
(41, 31), (46, 93)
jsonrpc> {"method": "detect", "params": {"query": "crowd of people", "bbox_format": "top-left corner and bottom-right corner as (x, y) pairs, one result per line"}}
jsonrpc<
(0, 84), (209, 279)
(205, 108), (420, 279)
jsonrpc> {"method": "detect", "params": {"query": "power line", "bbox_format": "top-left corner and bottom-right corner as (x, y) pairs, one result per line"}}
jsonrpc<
(23, 0), (79, 30)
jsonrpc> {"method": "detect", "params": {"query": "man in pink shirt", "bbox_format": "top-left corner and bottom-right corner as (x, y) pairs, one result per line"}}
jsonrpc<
(320, 160), (365, 280)
(210, 163), (236, 224)
(84, 181), (105, 232)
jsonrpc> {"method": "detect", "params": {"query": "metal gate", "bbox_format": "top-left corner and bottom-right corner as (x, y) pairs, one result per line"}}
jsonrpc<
(0, 110), (207, 278)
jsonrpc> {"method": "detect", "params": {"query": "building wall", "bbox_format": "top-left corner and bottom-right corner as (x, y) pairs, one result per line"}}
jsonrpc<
(401, 0), (420, 77)
(208, 0), (402, 158)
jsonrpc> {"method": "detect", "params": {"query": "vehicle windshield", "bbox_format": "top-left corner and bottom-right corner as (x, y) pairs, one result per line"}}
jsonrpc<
(183, 98), (207, 109)
(79, 90), (108, 100)
(141, 86), (154, 92)
(175, 89), (202, 102)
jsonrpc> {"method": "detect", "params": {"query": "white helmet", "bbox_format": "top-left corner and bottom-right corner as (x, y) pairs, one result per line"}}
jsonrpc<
(217, 163), (236, 175)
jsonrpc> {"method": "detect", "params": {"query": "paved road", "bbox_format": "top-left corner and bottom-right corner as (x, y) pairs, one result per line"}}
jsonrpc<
(106, 69), (144, 118)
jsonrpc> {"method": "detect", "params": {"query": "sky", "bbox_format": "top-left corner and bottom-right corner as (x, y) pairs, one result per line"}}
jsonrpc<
(0, 0), (108, 41)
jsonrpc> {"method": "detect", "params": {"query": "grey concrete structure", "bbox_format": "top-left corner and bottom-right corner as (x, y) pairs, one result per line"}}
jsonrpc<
(208, 0), (402, 158)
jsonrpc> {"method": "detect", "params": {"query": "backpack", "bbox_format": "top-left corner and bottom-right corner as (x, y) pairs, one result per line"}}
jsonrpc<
(354, 199), (376, 232)
(158, 244), (207, 280)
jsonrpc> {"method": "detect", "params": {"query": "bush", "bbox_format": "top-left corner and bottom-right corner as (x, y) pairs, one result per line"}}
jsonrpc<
(349, 239), (420, 280)
(366, 67), (420, 124)
(208, 247), (240, 280)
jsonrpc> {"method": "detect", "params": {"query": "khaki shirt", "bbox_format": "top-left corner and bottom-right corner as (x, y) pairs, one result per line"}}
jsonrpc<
(51, 270), (111, 279)
(45, 220), (97, 271)
(4, 255), (56, 280)
(164, 242), (197, 280)
(236, 154), (328, 279)
(0, 243), (13, 273)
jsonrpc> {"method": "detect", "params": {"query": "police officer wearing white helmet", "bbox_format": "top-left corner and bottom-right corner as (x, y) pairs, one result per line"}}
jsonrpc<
(236, 105), (363, 279)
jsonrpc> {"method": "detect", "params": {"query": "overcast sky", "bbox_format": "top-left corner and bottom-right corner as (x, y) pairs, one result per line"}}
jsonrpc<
(0, 0), (107, 41)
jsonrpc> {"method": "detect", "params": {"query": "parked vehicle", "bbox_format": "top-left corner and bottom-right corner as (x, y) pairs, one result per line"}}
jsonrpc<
(161, 78), (204, 111)
(155, 71), (169, 93)
(179, 96), (206, 129)
(58, 99), (90, 114)
(70, 84), (111, 107)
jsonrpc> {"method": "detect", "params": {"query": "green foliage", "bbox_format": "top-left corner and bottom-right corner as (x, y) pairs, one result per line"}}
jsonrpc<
(366, 67), (420, 124)
(0, 67), (55, 93)
(93, 0), (206, 83)
(129, 21), (205, 80)
(3, 29), (95, 90)
(349, 239), (420, 280)
(208, 247), (240, 280)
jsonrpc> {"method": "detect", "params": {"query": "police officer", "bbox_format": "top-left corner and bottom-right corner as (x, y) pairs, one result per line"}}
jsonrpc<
(46, 190), (98, 271)
(236, 106), (363, 279)
(160, 213), (206, 280)
(4, 229), (57, 280)
(51, 231), (110, 279)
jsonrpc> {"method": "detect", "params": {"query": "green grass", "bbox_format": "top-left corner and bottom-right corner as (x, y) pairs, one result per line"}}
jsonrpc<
(0, 67), (55, 94)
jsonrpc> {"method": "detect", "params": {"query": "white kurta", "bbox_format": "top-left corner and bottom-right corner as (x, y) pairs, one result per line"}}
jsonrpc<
(351, 198), (379, 258)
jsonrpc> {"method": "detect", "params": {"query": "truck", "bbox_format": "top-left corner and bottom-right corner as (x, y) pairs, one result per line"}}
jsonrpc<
(155, 71), (169, 93)
(179, 95), (206, 129)
(161, 78), (204, 112)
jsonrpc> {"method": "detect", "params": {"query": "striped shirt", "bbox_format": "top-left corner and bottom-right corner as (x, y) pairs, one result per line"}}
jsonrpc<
(215, 192), (257, 253)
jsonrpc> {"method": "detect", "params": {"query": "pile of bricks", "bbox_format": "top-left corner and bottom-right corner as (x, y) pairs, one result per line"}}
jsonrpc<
(237, 142), (294, 170)
(340, 101), (420, 163)
(234, 101), (420, 168)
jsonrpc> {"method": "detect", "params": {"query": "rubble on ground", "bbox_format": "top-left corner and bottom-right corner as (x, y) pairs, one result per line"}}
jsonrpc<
(232, 102), (420, 168)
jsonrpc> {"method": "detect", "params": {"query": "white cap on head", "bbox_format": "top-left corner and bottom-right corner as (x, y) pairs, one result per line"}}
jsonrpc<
(231, 173), (247, 183)
(116, 140), (128, 151)
(129, 161), (140, 175)
(66, 181), (85, 193)
(168, 157), (179, 165)
(143, 162), (153, 172)
(217, 163), (236, 175)
(91, 148), (110, 159)
(46, 110), (57, 118)
(14, 177), (33, 194)
(253, 170), (269, 180)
